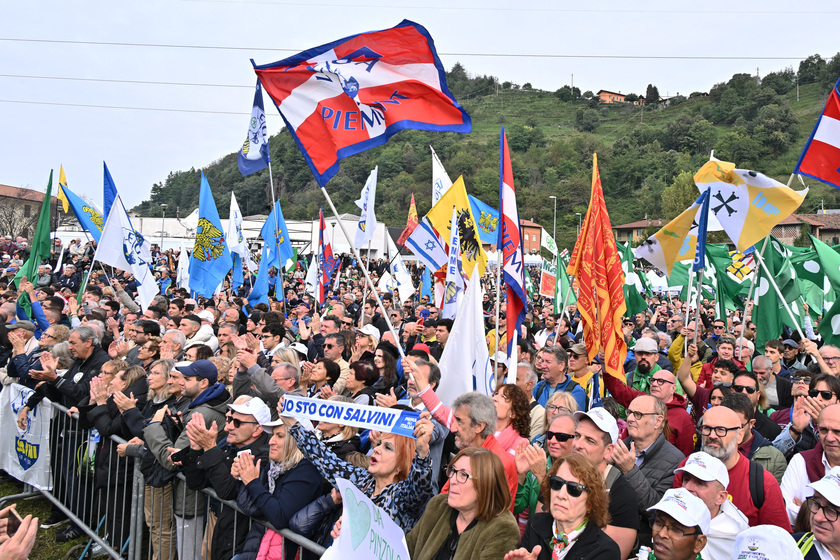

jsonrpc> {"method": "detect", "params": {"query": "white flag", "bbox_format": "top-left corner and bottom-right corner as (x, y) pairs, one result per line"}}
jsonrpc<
(442, 206), (464, 320)
(437, 272), (492, 404)
(431, 146), (453, 205)
(354, 167), (378, 249)
(177, 239), (191, 292)
(541, 228), (558, 256)
(227, 192), (257, 270)
(304, 254), (319, 301)
(94, 197), (158, 312)
(387, 235), (415, 304)
(406, 218), (447, 271)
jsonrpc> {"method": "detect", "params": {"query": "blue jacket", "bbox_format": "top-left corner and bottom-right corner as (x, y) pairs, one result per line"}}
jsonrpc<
(533, 376), (586, 410)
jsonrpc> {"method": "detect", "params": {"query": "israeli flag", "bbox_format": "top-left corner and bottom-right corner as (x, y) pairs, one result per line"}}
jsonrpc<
(238, 79), (270, 177)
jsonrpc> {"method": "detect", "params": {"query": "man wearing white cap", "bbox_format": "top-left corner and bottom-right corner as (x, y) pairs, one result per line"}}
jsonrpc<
(646, 488), (710, 560)
(676, 452), (749, 560)
(732, 525), (801, 560)
(572, 407), (640, 559)
(794, 466), (840, 559)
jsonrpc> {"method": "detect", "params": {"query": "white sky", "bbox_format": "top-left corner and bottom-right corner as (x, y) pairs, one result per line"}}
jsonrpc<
(2, 1), (838, 210)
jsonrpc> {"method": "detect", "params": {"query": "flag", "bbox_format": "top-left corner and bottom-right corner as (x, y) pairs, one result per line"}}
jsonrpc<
(420, 266), (433, 301)
(405, 218), (447, 271)
(559, 248), (569, 260)
(753, 238), (804, 347)
(238, 78), (270, 177)
(387, 235), (415, 304)
(541, 228), (558, 256)
(468, 195), (500, 246)
(354, 166), (378, 249)
(317, 208), (338, 305)
(618, 241), (648, 316)
(694, 159), (807, 252)
(426, 176), (487, 278)
(555, 262), (577, 314)
(524, 268), (536, 301)
(437, 271), (492, 403)
(304, 254), (318, 301)
(14, 171), (53, 318)
(794, 77), (840, 190)
(57, 167), (104, 243)
(567, 154), (627, 380)
(227, 192), (252, 291)
(692, 188), (712, 272)
(103, 162), (118, 221)
(498, 128), (527, 357)
(442, 207), (464, 320)
(539, 259), (557, 298)
(397, 193), (419, 246)
(248, 245), (271, 306)
(634, 189), (709, 276)
(94, 197), (158, 311)
(260, 200), (294, 271)
(254, 21), (470, 187)
(705, 244), (745, 314)
(431, 145), (453, 205)
(176, 239), (190, 291)
(332, 260), (343, 291)
(189, 173), (232, 298)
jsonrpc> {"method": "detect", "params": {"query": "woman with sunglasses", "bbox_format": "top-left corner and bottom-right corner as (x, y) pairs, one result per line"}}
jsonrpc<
(506, 454), (619, 560)
(407, 447), (520, 560)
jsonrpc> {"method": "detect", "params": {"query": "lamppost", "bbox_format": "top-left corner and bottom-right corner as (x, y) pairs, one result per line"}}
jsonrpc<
(160, 203), (168, 251)
(575, 212), (582, 237)
(549, 195), (557, 244)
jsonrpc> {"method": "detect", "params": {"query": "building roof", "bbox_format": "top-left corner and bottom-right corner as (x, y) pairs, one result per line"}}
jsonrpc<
(613, 219), (664, 229)
(0, 184), (57, 203)
(520, 219), (543, 228)
(797, 213), (840, 229)
(597, 90), (624, 96)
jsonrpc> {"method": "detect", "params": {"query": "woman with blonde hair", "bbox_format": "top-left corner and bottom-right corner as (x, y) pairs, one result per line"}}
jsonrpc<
(531, 391), (578, 445)
(315, 395), (360, 460)
(271, 347), (300, 371)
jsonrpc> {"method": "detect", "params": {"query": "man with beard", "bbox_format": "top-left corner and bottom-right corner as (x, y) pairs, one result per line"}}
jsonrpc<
(672, 406), (789, 529)
(626, 337), (665, 393)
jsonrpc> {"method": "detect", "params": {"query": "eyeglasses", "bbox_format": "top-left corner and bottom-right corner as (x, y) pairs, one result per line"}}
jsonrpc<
(807, 496), (840, 522)
(258, 334), (274, 340)
(225, 415), (258, 429)
(324, 344), (338, 349)
(791, 376), (812, 385)
(342, 321), (354, 327)
(650, 378), (674, 386)
(733, 384), (758, 395)
(626, 409), (660, 420)
(546, 404), (571, 414)
(545, 431), (574, 442)
(809, 389), (835, 400)
(651, 517), (701, 538)
(548, 475), (588, 498)
(713, 325), (725, 330)
(824, 356), (840, 363)
(699, 424), (740, 437)
(389, 314), (399, 318)
(445, 465), (474, 484)
(41, 333), (54, 340)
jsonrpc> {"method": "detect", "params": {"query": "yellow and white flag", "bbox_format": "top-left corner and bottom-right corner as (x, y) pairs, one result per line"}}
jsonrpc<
(694, 160), (808, 252)
(634, 195), (704, 276)
(426, 176), (487, 278)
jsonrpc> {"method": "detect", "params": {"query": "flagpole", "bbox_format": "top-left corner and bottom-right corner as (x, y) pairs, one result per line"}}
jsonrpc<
(79, 230), (115, 289)
(560, 281), (574, 324)
(692, 270), (704, 347)
(752, 249), (806, 340)
(684, 271), (694, 358)
(319, 187), (408, 361)
(494, 250), (501, 379)
(736, 236), (770, 361)
(265, 156), (290, 314)
(360, 239), (371, 327)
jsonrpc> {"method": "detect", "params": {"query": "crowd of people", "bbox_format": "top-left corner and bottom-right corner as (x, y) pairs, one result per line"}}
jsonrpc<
(1, 237), (840, 560)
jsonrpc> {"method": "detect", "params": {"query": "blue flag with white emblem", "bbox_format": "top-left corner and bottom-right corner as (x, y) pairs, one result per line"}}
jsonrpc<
(189, 173), (232, 298)
(238, 79), (270, 177)
(248, 244), (271, 306)
(103, 162), (118, 221)
(260, 200), (294, 271)
(468, 195), (499, 246)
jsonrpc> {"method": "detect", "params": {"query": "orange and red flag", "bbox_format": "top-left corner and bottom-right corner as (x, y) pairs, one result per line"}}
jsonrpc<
(397, 193), (419, 246)
(566, 154), (627, 380)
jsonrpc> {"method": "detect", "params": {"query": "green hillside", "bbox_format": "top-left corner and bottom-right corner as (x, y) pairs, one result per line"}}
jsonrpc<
(133, 57), (840, 252)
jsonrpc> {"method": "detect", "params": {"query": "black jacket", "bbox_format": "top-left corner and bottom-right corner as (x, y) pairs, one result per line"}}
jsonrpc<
(25, 346), (111, 409)
(520, 513), (621, 560)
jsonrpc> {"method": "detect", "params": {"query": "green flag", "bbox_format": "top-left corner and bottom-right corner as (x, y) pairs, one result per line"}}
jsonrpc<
(555, 262), (577, 313)
(754, 238), (804, 346)
(705, 244), (744, 314)
(14, 171), (53, 318)
(617, 242), (647, 315)
(525, 268), (535, 301)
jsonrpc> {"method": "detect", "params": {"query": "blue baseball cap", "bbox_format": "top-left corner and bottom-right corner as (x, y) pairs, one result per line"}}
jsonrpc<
(175, 359), (218, 384)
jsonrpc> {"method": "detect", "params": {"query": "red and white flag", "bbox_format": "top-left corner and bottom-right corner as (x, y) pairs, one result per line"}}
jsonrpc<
(317, 208), (337, 305)
(795, 77), (840, 190)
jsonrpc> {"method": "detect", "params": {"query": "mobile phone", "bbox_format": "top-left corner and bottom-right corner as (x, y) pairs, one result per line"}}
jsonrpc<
(6, 507), (22, 536)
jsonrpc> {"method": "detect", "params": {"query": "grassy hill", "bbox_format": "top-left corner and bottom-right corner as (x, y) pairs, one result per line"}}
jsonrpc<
(133, 63), (839, 252)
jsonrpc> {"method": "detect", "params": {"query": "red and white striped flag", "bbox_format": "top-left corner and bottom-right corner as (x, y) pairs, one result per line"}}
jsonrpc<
(795, 77), (840, 189)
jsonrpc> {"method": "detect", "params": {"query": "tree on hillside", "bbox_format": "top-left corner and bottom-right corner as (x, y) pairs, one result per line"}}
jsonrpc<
(645, 84), (660, 105)
(575, 109), (599, 132)
(661, 170), (699, 220)
(799, 54), (825, 84)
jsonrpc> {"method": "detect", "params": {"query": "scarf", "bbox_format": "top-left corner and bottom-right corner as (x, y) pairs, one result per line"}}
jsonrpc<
(550, 519), (587, 560)
(266, 460), (289, 494)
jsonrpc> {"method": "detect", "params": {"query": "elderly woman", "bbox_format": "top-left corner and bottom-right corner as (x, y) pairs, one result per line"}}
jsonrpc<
(315, 396), (361, 460)
(506, 454), (619, 560)
(137, 336), (162, 369)
(493, 384), (531, 454)
(406, 447), (520, 560)
(343, 360), (380, 405)
(306, 358), (340, 397)
(232, 416), (323, 560)
(285, 403), (435, 533)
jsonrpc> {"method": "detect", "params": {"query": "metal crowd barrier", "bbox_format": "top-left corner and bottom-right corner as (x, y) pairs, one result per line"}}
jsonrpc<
(0, 399), (326, 560)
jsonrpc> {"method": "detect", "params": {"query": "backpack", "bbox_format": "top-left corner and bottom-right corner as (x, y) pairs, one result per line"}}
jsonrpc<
(748, 459), (766, 510)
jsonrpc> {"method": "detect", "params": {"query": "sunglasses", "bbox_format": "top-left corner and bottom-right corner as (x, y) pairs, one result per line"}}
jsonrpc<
(713, 382), (733, 389)
(791, 376), (812, 385)
(548, 475), (588, 498)
(225, 415), (259, 429)
(545, 431), (574, 443)
(809, 389), (835, 400)
(733, 384), (757, 394)
(324, 344), (338, 349)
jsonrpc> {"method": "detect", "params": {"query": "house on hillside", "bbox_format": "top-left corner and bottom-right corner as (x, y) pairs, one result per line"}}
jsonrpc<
(597, 90), (645, 105)
(772, 213), (840, 246)
(520, 219), (544, 254)
(613, 218), (664, 245)
(0, 184), (58, 239)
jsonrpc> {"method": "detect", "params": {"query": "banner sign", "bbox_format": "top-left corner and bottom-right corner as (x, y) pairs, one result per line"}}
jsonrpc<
(280, 395), (420, 438)
(540, 259), (557, 298)
(0, 383), (53, 490)
(321, 478), (409, 560)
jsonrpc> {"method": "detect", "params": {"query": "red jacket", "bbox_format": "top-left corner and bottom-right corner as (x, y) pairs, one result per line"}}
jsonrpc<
(602, 373), (695, 457)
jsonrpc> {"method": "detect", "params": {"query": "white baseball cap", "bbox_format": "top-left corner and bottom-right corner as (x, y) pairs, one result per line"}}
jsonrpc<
(809, 465), (840, 507)
(196, 310), (215, 323)
(732, 525), (801, 559)
(675, 451), (729, 488)
(490, 351), (508, 366)
(573, 407), (618, 444)
(647, 488), (711, 535)
(228, 397), (272, 427)
(357, 323), (380, 343)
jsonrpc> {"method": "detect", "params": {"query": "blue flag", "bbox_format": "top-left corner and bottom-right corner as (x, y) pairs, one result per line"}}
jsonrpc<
(420, 266), (433, 301)
(248, 244), (271, 306)
(692, 188), (712, 273)
(260, 200), (294, 270)
(57, 179), (104, 243)
(189, 173), (232, 298)
(103, 162), (118, 221)
(238, 79), (270, 177)
(468, 194), (500, 246)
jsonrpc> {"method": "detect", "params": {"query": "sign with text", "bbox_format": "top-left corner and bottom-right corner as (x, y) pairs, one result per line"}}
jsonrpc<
(280, 395), (419, 438)
(0, 383), (53, 490)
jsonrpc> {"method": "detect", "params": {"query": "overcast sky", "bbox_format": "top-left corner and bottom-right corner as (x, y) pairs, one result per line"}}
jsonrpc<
(2, 1), (838, 211)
